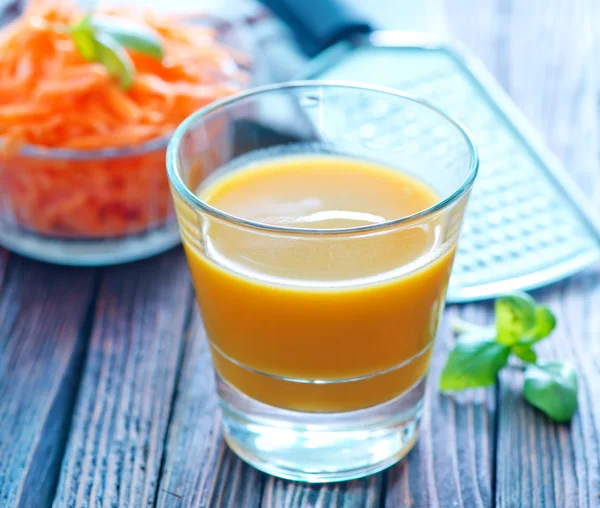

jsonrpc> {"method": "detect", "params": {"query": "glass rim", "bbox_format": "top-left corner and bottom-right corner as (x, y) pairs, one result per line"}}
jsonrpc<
(167, 80), (479, 235)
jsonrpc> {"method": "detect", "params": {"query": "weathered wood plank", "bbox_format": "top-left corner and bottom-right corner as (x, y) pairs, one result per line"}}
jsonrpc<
(0, 255), (96, 508)
(156, 309), (264, 508)
(53, 249), (193, 508)
(446, 1), (600, 507)
(495, 279), (600, 508)
(384, 306), (495, 508)
(261, 473), (384, 508)
(0, 248), (8, 292)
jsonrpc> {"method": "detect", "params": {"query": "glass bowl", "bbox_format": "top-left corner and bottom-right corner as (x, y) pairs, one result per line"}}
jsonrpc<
(0, 138), (181, 265)
(0, 13), (254, 266)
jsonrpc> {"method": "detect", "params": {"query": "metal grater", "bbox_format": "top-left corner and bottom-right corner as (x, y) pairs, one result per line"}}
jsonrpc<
(300, 32), (600, 303)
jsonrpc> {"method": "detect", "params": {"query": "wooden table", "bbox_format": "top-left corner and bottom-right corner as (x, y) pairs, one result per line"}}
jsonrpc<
(1, 1), (599, 506)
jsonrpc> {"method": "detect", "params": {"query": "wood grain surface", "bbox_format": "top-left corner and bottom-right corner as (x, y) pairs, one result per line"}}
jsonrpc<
(445, 1), (600, 507)
(51, 251), (193, 507)
(384, 306), (495, 508)
(0, 253), (97, 508)
(156, 310), (264, 508)
(0, 0), (599, 507)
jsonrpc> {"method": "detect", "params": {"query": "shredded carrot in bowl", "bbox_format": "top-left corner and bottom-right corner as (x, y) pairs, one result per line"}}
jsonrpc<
(0, 0), (249, 238)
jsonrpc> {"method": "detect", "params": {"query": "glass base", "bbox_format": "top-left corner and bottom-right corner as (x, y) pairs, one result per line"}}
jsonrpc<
(217, 373), (425, 483)
(0, 220), (181, 266)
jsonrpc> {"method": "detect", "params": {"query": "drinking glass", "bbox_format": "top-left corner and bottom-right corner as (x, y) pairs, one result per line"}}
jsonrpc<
(167, 82), (478, 482)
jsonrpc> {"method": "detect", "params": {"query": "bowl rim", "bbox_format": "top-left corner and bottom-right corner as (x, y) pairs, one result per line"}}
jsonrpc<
(0, 134), (172, 160)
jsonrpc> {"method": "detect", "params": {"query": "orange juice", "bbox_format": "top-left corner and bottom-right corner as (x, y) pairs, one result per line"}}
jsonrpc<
(180, 154), (456, 412)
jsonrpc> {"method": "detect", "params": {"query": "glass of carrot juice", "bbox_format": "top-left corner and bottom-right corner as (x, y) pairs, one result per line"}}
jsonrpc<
(167, 82), (478, 482)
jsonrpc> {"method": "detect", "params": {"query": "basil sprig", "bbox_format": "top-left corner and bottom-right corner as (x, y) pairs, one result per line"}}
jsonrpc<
(70, 14), (164, 89)
(440, 292), (577, 422)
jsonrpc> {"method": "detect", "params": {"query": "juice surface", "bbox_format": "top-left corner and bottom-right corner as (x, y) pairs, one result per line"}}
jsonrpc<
(181, 154), (456, 412)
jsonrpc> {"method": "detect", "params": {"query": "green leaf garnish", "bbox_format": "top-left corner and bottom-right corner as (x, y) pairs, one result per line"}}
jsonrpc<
(521, 305), (556, 344)
(511, 344), (537, 363)
(91, 15), (164, 59)
(92, 32), (135, 89)
(71, 27), (97, 61)
(495, 292), (537, 345)
(70, 15), (97, 60)
(69, 13), (164, 89)
(440, 292), (577, 422)
(440, 334), (510, 390)
(523, 362), (578, 422)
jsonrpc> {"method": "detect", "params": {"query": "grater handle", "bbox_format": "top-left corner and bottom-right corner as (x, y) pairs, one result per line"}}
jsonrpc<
(258, 0), (372, 57)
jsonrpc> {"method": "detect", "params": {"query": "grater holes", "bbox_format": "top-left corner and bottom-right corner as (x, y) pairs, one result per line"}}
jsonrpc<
(553, 226), (572, 243)
(379, 67), (597, 293)
(533, 215), (553, 228)
(459, 262), (473, 273)
(519, 221), (538, 236)
(484, 211), (504, 226)
(471, 239), (487, 250)
(491, 252), (504, 263)
(487, 230), (507, 243)
(516, 202), (535, 217)
(474, 258), (488, 269)
(482, 195), (502, 209)
(523, 236), (542, 251)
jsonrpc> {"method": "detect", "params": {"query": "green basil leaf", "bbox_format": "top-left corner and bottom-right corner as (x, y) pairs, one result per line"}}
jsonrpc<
(440, 334), (510, 391)
(495, 292), (537, 345)
(93, 32), (135, 89)
(70, 22), (97, 61)
(520, 305), (556, 344)
(523, 362), (578, 422)
(511, 344), (537, 363)
(92, 15), (164, 59)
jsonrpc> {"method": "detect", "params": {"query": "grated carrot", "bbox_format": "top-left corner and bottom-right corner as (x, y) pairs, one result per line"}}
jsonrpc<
(0, 0), (249, 238)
